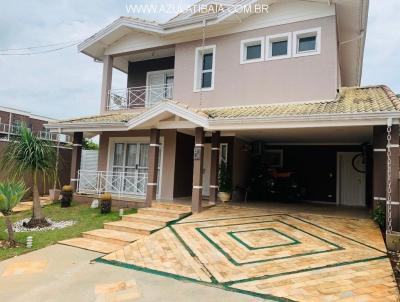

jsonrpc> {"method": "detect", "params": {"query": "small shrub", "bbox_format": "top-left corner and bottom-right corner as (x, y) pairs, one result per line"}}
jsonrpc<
(100, 193), (112, 214)
(61, 185), (73, 208)
(373, 201), (386, 229)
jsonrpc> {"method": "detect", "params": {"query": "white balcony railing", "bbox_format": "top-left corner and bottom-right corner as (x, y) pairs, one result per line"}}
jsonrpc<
(0, 123), (21, 135)
(77, 170), (149, 197)
(0, 123), (71, 143)
(107, 83), (174, 110)
(37, 131), (72, 143)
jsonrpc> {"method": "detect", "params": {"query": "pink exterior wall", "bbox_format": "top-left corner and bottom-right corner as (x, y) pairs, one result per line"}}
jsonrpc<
(173, 16), (337, 108)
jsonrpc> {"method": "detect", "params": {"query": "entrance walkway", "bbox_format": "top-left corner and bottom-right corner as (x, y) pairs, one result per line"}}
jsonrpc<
(102, 205), (400, 302)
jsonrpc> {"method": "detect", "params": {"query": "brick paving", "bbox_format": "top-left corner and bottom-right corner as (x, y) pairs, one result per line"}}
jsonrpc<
(102, 205), (400, 302)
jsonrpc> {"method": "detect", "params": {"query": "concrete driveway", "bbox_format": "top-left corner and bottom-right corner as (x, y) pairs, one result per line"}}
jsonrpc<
(0, 244), (265, 302)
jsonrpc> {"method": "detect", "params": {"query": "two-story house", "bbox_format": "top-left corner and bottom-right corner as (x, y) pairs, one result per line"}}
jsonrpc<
(0, 105), (72, 195)
(47, 0), (400, 232)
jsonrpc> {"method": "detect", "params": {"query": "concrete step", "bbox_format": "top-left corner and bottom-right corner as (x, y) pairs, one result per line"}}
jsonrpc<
(152, 202), (192, 213)
(122, 213), (173, 227)
(82, 229), (143, 246)
(58, 238), (121, 254)
(103, 220), (161, 235)
(138, 207), (188, 219)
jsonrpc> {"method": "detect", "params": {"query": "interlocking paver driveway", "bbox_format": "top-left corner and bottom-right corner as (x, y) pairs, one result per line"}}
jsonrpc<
(103, 205), (400, 302)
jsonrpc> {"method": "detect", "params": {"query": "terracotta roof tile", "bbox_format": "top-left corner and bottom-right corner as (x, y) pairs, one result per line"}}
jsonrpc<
(52, 86), (400, 125)
(202, 86), (400, 119)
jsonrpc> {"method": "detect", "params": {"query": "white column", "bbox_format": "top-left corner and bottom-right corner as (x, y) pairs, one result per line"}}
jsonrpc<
(100, 55), (113, 114)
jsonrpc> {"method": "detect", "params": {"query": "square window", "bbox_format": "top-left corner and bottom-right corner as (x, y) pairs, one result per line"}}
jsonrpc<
(246, 44), (261, 60)
(298, 36), (316, 52)
(271, 40), (288, 57)
(293, 28), (321, 57)
(266, 33), (291, 60)
(240, 37), (264, 64)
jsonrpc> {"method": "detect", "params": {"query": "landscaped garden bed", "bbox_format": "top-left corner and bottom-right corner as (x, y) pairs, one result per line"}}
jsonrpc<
(0, 201), (136, 260)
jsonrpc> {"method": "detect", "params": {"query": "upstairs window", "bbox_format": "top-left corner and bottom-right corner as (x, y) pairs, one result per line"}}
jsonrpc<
(293, 28), (321, 57)
(240, 37), (264, 64)
(266, 33), (291, 60)
(194, 45), (216, 91)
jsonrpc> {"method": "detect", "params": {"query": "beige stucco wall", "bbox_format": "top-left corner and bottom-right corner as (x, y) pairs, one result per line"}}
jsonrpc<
(173, 16), (337, 108)
(97, 130), (177, 200)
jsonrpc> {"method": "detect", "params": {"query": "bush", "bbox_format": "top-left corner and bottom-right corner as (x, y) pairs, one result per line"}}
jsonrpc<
(373, 201), (386, 229)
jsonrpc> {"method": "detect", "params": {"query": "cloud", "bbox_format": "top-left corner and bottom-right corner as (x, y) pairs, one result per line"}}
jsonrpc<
(0, 0), (398, 121)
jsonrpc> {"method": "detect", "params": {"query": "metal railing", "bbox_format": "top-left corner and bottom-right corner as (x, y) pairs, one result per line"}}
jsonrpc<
(37, 131), (71, 143)
(0, 123), (22, 135)
(0, 123), (71, 143)
(77, 170), (149, 197)
(107, 83), (174, 110)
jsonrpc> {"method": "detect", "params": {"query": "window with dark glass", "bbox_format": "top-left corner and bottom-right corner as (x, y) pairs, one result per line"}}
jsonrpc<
(298, 36), (316, 52)
(271, 40), (288, 57)
(246, 44), (261, 60)
(201, 53), (213, 88)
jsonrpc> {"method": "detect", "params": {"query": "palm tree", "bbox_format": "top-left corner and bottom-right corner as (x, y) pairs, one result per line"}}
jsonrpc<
(0, 180), (27, 246)
(1, 126), (56, 227)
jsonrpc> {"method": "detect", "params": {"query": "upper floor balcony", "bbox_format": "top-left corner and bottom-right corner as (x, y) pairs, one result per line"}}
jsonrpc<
(107, 82), (174, 111)
(0, 122), (71, 143)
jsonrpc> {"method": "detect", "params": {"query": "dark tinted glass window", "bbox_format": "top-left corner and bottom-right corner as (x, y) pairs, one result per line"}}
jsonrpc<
(298, 36), (316, 52)
(202, 53), (213, 70)
(246, 44), (261, 60)
(271, 40), (288, 56)
(201, 72), (212, 88)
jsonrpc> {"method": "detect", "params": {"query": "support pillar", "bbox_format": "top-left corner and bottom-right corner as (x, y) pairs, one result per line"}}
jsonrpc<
(373, 125), (400, 232)
(209, 131), (220, 204)
(146, 129), (160, 207)
(192, 127), (204, 213)
(100, 55), (113, 114)
(70, 132), (83, 192)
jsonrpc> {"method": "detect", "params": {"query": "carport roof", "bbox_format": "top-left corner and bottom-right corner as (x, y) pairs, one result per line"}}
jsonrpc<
(47, 85), (400, 131)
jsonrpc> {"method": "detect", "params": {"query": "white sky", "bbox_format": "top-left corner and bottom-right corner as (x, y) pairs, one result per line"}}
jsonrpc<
(0, 0), (398, 120)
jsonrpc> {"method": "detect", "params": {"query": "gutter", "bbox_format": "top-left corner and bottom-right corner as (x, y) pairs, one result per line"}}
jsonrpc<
(357, 0), (369, 85)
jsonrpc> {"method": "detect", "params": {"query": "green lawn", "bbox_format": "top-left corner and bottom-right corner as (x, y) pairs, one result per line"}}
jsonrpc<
(0, 201), (136, 261)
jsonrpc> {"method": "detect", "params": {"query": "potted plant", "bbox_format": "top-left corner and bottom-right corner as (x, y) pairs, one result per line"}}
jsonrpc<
(60, 185), (73, 208)
(100, 193), (112, 214)
(218, 161), (232, 203)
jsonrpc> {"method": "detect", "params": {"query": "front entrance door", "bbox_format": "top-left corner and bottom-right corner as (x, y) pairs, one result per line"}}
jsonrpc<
(338, 152), (366, 206)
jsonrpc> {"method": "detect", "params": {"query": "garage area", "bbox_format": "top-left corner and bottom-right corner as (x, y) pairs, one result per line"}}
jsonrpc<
(216, 126), (374, 208)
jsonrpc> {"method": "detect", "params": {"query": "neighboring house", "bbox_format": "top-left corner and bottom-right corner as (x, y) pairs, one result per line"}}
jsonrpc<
(47, 1), (400, 230)
(0, 105), (72, 195)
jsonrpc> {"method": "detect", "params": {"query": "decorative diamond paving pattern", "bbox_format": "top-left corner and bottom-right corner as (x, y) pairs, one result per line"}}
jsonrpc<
(101, 205), (400, 302)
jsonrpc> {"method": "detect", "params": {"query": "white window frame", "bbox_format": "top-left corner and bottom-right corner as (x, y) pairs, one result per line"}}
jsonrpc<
(193, 45), (216, 92)
(292, 27), (321, 58)
(107, 137), (164, 198)
(240, 37), (265, 64)
(266, 32), (292, 61)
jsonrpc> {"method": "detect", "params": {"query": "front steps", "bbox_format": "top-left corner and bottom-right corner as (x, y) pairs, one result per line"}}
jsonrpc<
(59, 202), (192, 253)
